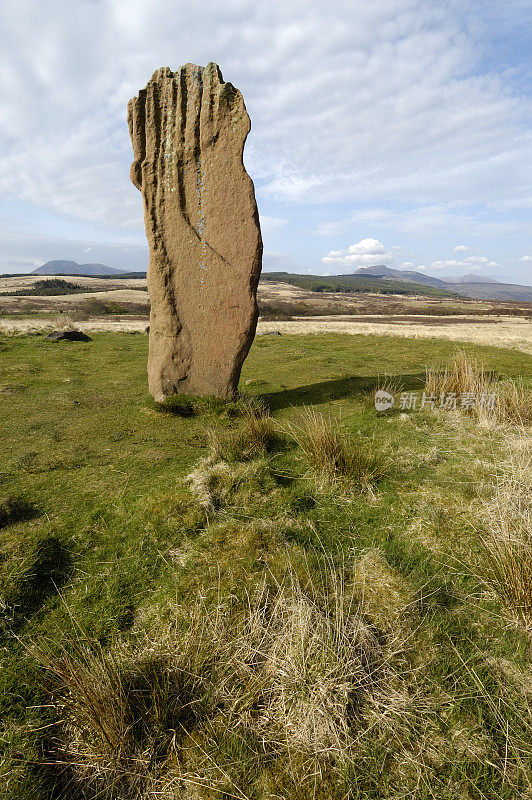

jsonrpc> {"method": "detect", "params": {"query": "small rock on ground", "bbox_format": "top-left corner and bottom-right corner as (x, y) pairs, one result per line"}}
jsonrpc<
(44, 330), (92, 342)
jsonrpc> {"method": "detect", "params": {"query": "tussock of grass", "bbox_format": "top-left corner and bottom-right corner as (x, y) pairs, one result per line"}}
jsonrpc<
(207, 405), (281, 463)
(497, 376), (532, 425)
(425, 350), (492, 398)
(375, 373), (404, 398)
(425, 350), (532, 425)
(184, 405), (282, 510)
(186, 456), (273, 511)
(0, 495), (37, 529)
(282, 408), (387, 487)
(478, 442), (532, 623)
(31, 563), (393, 799)
(32, 604), (227, 799)
(52, 313), (79, 331)
(239, 569), (384, 757)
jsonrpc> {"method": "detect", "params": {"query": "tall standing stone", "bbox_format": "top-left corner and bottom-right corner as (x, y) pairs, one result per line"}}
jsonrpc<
(128, 63), (262, 400)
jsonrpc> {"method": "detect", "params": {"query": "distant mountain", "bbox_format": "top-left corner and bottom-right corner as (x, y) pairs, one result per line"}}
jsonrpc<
(453, 273), (499, 284)
(260, 271), (456, 298)
(353, 265), (449, 289)
(33, 260), (126, 276)
(449, 282), (532, 302)
(262, 267), (532, 302)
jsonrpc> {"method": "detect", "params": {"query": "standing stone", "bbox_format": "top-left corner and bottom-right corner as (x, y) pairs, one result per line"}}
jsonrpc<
(128, 63), (262, 400)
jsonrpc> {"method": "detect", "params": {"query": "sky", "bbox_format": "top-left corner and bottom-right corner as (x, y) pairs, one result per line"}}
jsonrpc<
(0, 0), (531, 284)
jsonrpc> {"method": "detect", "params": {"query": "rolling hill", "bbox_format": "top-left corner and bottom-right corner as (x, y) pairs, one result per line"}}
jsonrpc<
(33, 260), (128, 276)
(262, 268), (532, 302)
(261, 271), (458, 297)
(353, 264), (450, 288)
(28, 260), (532, 302)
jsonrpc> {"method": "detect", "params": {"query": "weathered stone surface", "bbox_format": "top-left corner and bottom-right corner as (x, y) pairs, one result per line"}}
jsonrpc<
(128, 63), (262, 400)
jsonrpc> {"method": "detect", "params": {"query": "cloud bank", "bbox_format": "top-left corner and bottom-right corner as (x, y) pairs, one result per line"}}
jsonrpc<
(321, 238), (392, 271)
(0, 0), (530, 279)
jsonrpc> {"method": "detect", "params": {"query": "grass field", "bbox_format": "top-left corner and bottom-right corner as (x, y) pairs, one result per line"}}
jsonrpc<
(0, 332), (531, 799)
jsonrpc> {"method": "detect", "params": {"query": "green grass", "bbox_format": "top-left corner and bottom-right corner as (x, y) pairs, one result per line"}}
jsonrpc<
(0, 331), (530, 798)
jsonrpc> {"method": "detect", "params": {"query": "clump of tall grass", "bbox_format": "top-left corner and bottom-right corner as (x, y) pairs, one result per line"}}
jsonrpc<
(424, 350), (531, 425)
(375, 373), (403, 398)
(207, 404), (281, 463)
(31, 563), (391, 798)
(240, 570), (383, 756)
(282, 408), (387, 487)
(477, 442), (532, 624)
(0, 494), (37, 529)
(185, 406), (281, 510)
(186, 456), (272, 510)
(497, 377), (532, 425)
(52, 313), (79, 331)
(425, 350), (494, 403)
(32, 602), (229, 799)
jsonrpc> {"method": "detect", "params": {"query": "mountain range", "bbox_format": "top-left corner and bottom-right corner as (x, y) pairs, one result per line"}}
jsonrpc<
(351, 265), (532, 301)
(31, 260), (532, 302)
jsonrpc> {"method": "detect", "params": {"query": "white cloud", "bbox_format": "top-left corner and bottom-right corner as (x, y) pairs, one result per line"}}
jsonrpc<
(0, 1), (530, 284)
(430, 255), (498, 271)
(260, 216), (289, 233)
(321, 238), (392, 271)
(0, 228), (147, 273)
(519, 255), (532, 262)
(0, 0), (531, 231)
(453, 245), (470, 251)
(262, 249), (296, 271)
(314, 204), (530, 241)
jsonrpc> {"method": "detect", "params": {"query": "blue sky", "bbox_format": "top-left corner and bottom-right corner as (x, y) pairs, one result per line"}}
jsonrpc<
(0, 0), (531, 284)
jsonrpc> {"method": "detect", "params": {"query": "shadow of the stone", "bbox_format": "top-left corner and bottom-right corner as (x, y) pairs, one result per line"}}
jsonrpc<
(260, 372), (426, 410)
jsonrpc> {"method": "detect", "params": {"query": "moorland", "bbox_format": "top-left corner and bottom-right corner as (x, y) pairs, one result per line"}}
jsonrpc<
(0, 323), (531, 799)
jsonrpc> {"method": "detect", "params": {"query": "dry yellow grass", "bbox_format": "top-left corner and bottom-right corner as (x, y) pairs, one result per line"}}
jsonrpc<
(258, 316), (532, 354)
(478, 440), (532, 624)
(1, 276), (530, 352)
(2, 314), (531, 353)
(281, 407), (387, 488)
(30, 564), (393, 799)
(424, 350), (532, 424)
(0, 287), (149, 309)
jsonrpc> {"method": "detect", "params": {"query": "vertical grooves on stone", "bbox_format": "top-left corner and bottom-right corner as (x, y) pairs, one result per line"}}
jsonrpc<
(177, 67), (189, 226)
(128, 63), (262, 399)
(192, 67), (206, 287)
(157, 74), (178, 330)
(206, 69), (215, 129)
(136, 89), (147, 165)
